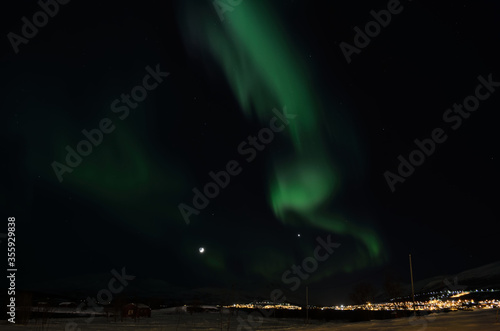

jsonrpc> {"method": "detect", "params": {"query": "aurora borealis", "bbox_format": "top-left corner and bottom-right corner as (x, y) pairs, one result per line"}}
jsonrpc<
(177, 0), (385, 274)
(2, 0), (499, 306)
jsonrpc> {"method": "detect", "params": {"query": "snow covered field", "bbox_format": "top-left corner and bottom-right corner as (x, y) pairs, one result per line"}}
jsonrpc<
(1, 308), (499, 330)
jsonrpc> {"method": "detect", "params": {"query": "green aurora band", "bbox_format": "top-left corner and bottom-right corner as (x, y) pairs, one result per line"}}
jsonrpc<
(178, 1), (386, 275)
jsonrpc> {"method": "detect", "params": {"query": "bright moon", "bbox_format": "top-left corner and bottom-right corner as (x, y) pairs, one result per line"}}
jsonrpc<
(199, 247), (205, 253)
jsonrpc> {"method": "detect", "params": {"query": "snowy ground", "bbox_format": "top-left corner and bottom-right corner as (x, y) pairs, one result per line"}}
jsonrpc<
(1, 308), (499, 330)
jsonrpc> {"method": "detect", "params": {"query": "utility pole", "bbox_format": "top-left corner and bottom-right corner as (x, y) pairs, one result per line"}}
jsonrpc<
(409, 254), (416, 313)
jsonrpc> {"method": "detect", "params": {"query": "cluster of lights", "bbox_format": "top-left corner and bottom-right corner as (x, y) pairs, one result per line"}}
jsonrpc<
(224, 299), (500, 312)
(224, 289), (499, 313)
(224, 302), (301, 310)
(322, 298), (499, 311)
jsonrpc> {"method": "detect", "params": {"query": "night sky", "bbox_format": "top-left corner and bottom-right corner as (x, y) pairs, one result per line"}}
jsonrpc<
(2, 0), (499, 305)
